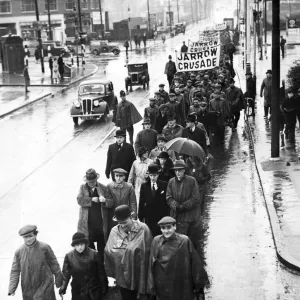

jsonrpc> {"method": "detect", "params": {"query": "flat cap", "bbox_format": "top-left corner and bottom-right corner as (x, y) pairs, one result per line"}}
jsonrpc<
(113, 168), (128, 175)
(158, 216), (176, 226)
(169, 93), (176, 97)
(149, 97), (156, 101)
(19, 224), (37, 236)
(159, 83), (165, 87)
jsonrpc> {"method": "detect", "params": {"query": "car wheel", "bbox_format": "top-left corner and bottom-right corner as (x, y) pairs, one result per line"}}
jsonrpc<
(73, 117), (79, 125)
(92, 49), (99, 55)
(113, 49), (120, 55)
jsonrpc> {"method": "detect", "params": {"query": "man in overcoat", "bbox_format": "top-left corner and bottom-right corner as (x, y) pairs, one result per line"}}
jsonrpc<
(144, 98), (159, 129)
(260, 69), (272, 118)
(105, 129), (136, 181)
(138, 164), (169, 237)
(106, 168), (137, 236)
(77, 168), (113, 254)
(156, 83), (170, 104)
(134, 117), (158, 154)
(147, 217), (208, 300)
(164, 55), (177, 88)
(245, 71), (256, 116)
(113, 90), (142, 145)
(162, 114), (183, 141)
(8, 225), (62, 299)
(105, 205), (152, 300)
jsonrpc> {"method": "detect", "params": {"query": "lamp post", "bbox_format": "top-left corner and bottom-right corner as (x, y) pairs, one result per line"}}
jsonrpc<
(47, 0), (53, 40)
(77, 0), (82, 32)
(168, 0), (172, 35)
(147, 0), (151, 38)
(34, 0), (45, 73)
(177, 0), (180, 23)
(190, 0), (194, 24)
(98, 0), (104, 39)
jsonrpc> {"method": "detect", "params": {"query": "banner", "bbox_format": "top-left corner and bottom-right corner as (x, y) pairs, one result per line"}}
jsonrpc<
(175, 45), (221, 72)
(188, 39), (219, 52)
(215, 22), (227, 31)
(199, 31), (220, 43)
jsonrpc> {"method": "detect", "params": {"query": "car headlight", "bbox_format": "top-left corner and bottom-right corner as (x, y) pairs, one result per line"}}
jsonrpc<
(74, 101), (81, 108)
(94, 100), (99, 106)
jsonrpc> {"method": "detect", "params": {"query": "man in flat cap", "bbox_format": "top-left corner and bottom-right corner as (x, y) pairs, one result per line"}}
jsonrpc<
(106, 168), (137, 236)
(139, 164), (169, 237)
(164, 93), (179, 121)
(154, 91), (165, 108)
(147, 217), (208, 300)
(149, 134), (176, 161)
(156, 83), (170, 105)
(162, 114), (184, 142)
(77, 168), (112, 255)
(144, 97), (159, 129)
(105, 129), (136, 181)
(105, 205), (152, 300)
(260, 69), (272, 118)
(164, 55), (177, 88)
(135, 117), (158, 153)
(244, 71), (256, 116)
(8, 225), (62, 299)
(113, 90), (142, 145)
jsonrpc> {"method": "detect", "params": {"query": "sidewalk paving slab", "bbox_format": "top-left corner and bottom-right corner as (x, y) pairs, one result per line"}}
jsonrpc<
(234, 45), (300, 271)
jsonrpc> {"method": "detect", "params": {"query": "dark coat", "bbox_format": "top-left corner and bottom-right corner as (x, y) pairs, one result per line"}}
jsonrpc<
(58, 56), (64, 73)
(77, 182), (113, 242)
(134, 128), (158, 153)
(61, 247), (107, 300)
(181, 44), (188, 52)
(144, 105), (159, 129)
(105, 142), (136, 178)
(49, 57), (53, 69)
(182, 126), (207, 155)
(155, 113), (168, 134)
(138, 180), (169, 237)
(260, 77), (272, 106)
(162, 123), (183, 141)
(245, 77), (256, 100)
(8, 241), (62, 300)
(155, 157), (175, 182)
(147, 233), (208, 299)
(157, 90), (170, 104)
(226, 86), (244, 112)
(113, 100), (142, 129)
(164, 61), (177, 77)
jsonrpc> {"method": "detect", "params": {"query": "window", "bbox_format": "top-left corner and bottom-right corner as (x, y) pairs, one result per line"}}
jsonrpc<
(90, 0), (99, 9)
(81, 0), (88, 10)
(21, 0), (35, 12)
(65, 0), (74, 10)
(45, 0), (57, 11)
(0, 0), (11, 13)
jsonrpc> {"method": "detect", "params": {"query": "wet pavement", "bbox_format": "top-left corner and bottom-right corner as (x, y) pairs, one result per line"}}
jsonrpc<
(1, 18), (300, 300)
(235, 41), (300, 268)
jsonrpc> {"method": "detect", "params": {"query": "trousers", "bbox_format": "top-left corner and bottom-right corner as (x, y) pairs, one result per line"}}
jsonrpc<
(121, 125), (134, 145)
(119, 287), (138, 300)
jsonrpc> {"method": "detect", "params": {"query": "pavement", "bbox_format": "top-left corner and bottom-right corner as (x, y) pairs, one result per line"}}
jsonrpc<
(234, 38), (300, 271)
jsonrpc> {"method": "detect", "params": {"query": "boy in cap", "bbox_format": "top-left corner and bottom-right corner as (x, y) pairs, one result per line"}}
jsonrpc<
(138, 164), (169, 237)
(106, 168), (137, 235)
(162, 114), (184, 141)
(105, 129), (136, 181)
(154, 91), (165, 107)
(147, 216), (207, 300)
(8, 225), (62, 298)
(105, 205), (152, 300)
(144, 97), (159, 129)
(112, 90), (142, 145)
(164, 55), (177, 88)
(157, 83), (170, 104)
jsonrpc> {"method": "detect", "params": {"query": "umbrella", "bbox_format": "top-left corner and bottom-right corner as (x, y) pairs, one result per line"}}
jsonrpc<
(165, 137), (206, 158)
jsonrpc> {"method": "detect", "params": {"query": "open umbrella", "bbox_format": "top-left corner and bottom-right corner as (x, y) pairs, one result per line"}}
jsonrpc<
(165, 137), (206, 158)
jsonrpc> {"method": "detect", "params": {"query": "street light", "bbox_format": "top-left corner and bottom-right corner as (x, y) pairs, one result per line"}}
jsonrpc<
(98, 0), (104, 39)
(34, 0), (45, 73)
(47, 0), (53, 40)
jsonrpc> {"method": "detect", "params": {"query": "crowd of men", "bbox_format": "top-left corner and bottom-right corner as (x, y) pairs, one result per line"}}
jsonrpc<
(8, 29), (244, 300)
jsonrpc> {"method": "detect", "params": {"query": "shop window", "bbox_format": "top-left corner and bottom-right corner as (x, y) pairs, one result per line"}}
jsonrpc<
(0, 0), (11, 13)
(45, 0), (57, 11)
(90, 0), (100, 9)
(21, 0), (35, 12)
(65, 0), (74, 10)
(81, 0), (88, 10)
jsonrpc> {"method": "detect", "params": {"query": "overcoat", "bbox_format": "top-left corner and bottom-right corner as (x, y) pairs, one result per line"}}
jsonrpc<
(260, 77), (272, 106)
(134, 128), (158, 153)
(104, 221), (152, 297)
(8, 241), (62, 300)
(147, 233), (208, 300)
(61, 247), (107, 300)
(113, 100), (142, 129)
(209, 97), (230, 126)
(226, 86), (244, 113)
(138, 180), (169, 237)
(144, 106), (159, 129)
(162, 123), (183, 141)
(77, 182), (113, 242)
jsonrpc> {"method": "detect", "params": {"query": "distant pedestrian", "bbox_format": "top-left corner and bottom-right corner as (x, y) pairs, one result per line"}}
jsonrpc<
(280, 36), (287, 58)
(181, 41), (188, 53)
(34, 47), (40, 63)
(226, 41), (236, 65)
(137, 35), (141, 47)
(244, 71), (256, 116)
(142, 33), (147, 47)
(24, 45), (29, 66)
(49, 56), (53, 78)
(260, 69), (272, 118)
(134, 34), (138, 48)
(58, 54), (64, 81)
(164, 55), (177, 88)
(59, 232), (108, 299)
(23, 65), (30, 93)
(112, 90), (142, 145)
(52, 58), (59, 84)
(8, 225), (62, 298)
(124, 39), (129, 55)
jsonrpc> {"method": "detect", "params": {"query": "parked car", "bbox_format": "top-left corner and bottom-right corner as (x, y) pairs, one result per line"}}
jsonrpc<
(70, 79), (118, 125)
(90, 40), (120, 55)
(42, 42), (70, 57)
(125, 62), (150, 93)
(174, 23), (185, 35)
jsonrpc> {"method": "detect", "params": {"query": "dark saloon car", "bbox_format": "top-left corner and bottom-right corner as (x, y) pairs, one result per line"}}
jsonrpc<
(125, 62), (150, 93)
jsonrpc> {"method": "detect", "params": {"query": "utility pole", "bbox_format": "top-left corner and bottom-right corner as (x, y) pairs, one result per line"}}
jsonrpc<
(190, 0), (194, 24)
(271, 0), (280, 158)
(34, 0), (44, 73)
(147, 0), (151, 38)
(128, 6), (132, 51)
(246, 0), (251, 73)
(177, 0), (180, 23)
(77, 0), (82, 32)
(264, 0), (268, 59)
(98, 0), (104, 39)
(47, 0), (53, 40)
(195, 0), (199, 23)
(253, 1), (257, 89)
(168, 0), (172, 34)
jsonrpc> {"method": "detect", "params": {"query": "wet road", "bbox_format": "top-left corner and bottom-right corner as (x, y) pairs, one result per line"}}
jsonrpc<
(1, 20), (300, 299)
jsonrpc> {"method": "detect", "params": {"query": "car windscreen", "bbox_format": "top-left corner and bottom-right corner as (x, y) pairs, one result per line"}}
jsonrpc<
(79, 84), (105, 94)
(128, 64), (146, 72)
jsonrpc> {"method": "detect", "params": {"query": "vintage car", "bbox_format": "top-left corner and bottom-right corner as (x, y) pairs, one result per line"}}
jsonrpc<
(174, 23), (185, 35)
(90, 40), (120, 55)
(42, 42), (71, 57)
(125, 62), (150, 93)
(70, 79), (118, 125)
